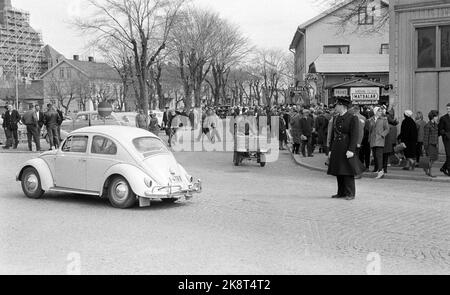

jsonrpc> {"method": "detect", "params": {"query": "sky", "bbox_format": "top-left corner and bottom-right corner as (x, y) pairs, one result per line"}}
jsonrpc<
(12, 0), (325, 59)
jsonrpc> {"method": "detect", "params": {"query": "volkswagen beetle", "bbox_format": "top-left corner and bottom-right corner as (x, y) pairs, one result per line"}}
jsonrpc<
(16, 126), (202, 209)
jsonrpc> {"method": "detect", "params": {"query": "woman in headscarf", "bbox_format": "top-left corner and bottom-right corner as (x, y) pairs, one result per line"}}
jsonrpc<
(398, 110), (419, 170)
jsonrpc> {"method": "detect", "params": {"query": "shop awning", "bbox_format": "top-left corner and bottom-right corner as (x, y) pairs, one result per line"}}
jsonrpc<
(309, 54), (389, 74)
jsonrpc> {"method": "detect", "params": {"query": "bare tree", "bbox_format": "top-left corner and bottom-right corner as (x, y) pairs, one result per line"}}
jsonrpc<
(206, 19), (250, 106)
(314, 0), (389, 34)
(170, 7), (223, 109)
(46, 77), (79, 115)
(73, 0), (185, 120)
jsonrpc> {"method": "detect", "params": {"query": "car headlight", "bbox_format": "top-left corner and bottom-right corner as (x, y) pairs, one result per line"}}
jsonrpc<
(144, 177), (153, 188)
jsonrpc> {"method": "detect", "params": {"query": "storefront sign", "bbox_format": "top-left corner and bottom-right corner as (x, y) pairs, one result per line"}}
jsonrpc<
(334, 88), (348, 97)
(350, 87), (380, 104)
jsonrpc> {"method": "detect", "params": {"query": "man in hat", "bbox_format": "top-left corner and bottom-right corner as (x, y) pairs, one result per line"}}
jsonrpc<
(438, 102), (450, 176)
(327, 97), (361, 201)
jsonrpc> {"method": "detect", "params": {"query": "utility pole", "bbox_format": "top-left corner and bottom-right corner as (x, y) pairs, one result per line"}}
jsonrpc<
(15, 54), (19, 110)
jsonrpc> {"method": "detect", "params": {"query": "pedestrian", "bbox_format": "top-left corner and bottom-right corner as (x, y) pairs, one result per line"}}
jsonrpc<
(415, 111), (426, 166)
(328, 97), (360, 201)
(438, 103), (450, 176)
(44, 103), (60, 150)
(350, 105), (366, 179)
(382, 113), (398, 175)
(290, 109), (302, 155)
(21, 104), (41, 152)
(162, 106), (170, 129)
(399, 110), (419, 171)
(423, 110), (440, 177)
(56, 107), (64, 142)
(2, 104), (21, 150)
(358, 107), (371, 170)
(35, 104), (44, 136)
(148, 112), (160, 135)
(368, 106), (389, 179)
(315, 110), (329, 154)
(277, 110), (287, 150)
(299, 109), (314, 157)
(136, 109), (147, 129)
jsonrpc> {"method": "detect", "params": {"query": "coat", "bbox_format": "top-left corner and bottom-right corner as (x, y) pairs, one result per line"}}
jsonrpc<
(315, 115), (329, 145)
(36, 111), (45, 129)
(290, 113), (302, 144)
(44, 110), (60, 127)
(368, 116), (389, 148)
(384, 123), (398, 154)
(399, 116), (418, 158)
(424, 121), (439, 161)
(416, 119), (426, 143)
(279, 116), (287, 142)
(2, 110), (21, 130)
(299, 116), (313, 138)
(438, 114), (450, 142)
(327, 112), (359, 176)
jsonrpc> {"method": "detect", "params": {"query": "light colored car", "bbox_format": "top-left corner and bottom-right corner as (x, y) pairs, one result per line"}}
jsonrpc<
(61, 111), (138, 133)
(16, 126), (202, 209)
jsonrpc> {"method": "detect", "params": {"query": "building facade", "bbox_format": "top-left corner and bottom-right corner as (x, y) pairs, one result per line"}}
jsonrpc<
(40, 57), (123, 114)
(390, 0), (450, 119)
(289, 0), (390, 105)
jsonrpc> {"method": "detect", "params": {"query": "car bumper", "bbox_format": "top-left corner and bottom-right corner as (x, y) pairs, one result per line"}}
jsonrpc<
(143, 180), (202, 199)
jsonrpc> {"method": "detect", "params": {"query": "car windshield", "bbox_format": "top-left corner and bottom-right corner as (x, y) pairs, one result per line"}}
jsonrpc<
(133, 137), (169, 157)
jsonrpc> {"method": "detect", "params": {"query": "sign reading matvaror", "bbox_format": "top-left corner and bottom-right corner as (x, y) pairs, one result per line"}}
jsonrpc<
(350, 87), (380, 104)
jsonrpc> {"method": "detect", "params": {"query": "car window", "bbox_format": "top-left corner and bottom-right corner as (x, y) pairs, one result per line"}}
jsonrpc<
(62, 136), (88, 153)
(91, 136), (117, 155)
(133, 137), (169, 157)
(76, 115), (88, 121)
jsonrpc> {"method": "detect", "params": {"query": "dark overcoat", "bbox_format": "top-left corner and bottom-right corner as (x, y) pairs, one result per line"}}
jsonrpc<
(327, 112), (359, 176)
(315, 115), (329, 145)
(2, 110), (21, 130)
(290, 113), (302, 144)
(399, 116), (418, 158)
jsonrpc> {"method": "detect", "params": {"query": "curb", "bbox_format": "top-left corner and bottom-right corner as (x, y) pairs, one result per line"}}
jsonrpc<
(288, 146), (450, 184)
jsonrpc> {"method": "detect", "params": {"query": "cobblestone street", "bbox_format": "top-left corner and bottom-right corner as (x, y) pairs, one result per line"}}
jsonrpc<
(1, 150), (449, 275)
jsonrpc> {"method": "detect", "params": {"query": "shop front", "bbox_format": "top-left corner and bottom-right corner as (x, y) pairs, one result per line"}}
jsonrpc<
(330, 79), (389, 106)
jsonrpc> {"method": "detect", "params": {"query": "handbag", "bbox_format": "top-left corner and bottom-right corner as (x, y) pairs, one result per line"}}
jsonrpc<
(394, 142), (406, 153)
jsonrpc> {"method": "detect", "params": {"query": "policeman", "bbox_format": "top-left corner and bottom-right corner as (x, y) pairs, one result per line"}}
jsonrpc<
(327, 97), (361, 201)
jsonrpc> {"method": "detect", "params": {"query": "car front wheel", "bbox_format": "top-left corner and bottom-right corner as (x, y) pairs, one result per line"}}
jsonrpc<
(108, 176), (136, 209)
(21, 167), (45, 199)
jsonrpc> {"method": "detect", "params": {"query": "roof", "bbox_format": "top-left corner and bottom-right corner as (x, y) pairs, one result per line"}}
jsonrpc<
(331, 78), (386, 88)
(40, 59), (121, 81)
(73, 126), (158, 142)
(309, 54), (389, 74)
(289, 0), (389, 49)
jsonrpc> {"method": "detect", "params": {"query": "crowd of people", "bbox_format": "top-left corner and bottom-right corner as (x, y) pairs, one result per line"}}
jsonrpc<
(152, 100), (450, 179)
(1, 103), (65, 151)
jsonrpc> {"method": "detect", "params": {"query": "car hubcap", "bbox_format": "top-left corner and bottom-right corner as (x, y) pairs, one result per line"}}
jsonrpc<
(25, 174), (38, 193)
(114, 182), (128, 201)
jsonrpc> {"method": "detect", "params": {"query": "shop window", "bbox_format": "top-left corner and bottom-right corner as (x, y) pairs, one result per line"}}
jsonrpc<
(441, 26), (450, 67)
(358, 6), (374, 25)
(417, 27), (436, 68)
(380, 44), (389, 54)
(323, 45), (350, 54)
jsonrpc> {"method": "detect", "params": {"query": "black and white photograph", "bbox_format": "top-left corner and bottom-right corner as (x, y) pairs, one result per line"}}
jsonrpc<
(0, 0), (450, 278)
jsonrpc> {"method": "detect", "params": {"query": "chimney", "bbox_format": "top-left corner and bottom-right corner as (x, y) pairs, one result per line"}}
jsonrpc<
(88, 56), (94, 62)
(73, 55), (79, 61)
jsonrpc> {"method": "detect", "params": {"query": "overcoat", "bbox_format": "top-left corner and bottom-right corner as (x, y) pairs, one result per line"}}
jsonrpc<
(368, 116), (389, 148)
(315, 115), (329, 145)
(2, 110), (21, 130)
(399, 116), (418, 158)
(290, 113), (302, 144)
(327, 112), (359, 176)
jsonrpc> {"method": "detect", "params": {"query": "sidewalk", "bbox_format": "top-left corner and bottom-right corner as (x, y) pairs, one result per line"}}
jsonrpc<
(0, 139), (51, 154)
(288, 145), (450, 183)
